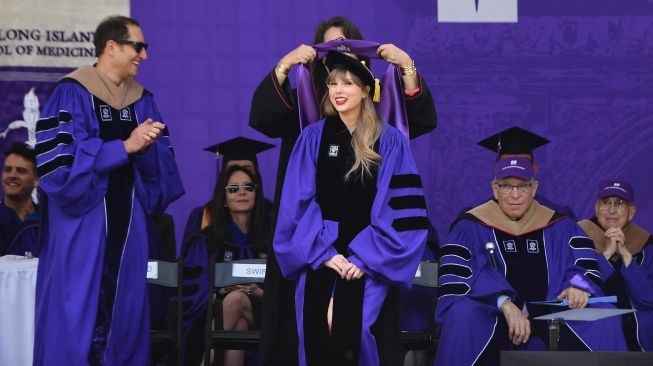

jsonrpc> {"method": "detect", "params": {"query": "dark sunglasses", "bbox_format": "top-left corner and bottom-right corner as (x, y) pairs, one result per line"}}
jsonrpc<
(225, 182), (257, 194)
(115, 39), (149, 53)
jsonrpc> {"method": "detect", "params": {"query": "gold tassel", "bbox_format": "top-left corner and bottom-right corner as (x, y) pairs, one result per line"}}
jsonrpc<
(373, 78), (381, 103)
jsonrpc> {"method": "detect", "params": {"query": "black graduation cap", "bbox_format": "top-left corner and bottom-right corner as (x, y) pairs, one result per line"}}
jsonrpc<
(477, 126), (550, 157)
(203, 136), (275, 169)
(323, 51), (380, 102)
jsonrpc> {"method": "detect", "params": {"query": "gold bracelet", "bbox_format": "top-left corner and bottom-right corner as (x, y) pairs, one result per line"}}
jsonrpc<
(275, 61), (291, 75)
(400, 60), (417, 76)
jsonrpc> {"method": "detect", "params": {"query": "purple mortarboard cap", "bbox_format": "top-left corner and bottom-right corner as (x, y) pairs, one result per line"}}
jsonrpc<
(494, 157), (534, 181)
(597, 179), (634, 203)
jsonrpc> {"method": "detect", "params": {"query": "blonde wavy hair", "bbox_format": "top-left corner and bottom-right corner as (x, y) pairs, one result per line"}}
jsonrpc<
(322, 68), (382, 180)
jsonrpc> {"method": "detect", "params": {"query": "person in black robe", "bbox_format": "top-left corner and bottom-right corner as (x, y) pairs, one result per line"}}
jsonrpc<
(249, 16), (437, 366)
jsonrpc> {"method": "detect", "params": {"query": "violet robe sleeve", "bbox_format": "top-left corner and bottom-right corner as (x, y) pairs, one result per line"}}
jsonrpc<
(564, 224), (605, 295)
(436, 220), (518, 321)
(434, 220), (519, 366)
(622, 243), (653, 309)
(131, 92), (184, 213)
(273, 121), (339, 280)
(35, 81), (129, 216)
(622, 241), (653, 350)
(346, 126), (428, 288)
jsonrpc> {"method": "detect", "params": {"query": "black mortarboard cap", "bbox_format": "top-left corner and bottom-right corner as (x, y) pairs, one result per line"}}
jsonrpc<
(477, 126), (550, 157)
(323, 51), (380, 102)
(204, 136), (275, 168)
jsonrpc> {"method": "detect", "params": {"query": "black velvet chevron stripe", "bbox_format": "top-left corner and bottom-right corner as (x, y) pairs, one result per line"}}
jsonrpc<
(439, 263), (472, 279)
(584, 271), (603, 287)
(35, 132), (74, 155)
(575, 258), (600, 272)
(389, 174), (423, 189)
(392, 216), (429, 231)
(36, 111), (73, 132)
(388, 195), (426, 210)
(36, 154), (73, 177)
(439, 244), (472, 261)
(438, 283), (470, 297)
(569, 237), (595, 250)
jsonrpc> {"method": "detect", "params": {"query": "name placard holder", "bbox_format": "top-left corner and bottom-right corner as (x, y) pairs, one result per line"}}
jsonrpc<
(232, 263), (266, 278)
(147, 261), (158, 279)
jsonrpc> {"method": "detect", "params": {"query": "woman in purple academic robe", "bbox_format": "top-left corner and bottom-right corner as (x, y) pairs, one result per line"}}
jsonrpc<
(180, 165), (271, 366)
(273, 51), (428, 366)
(250, 17), (437, 366)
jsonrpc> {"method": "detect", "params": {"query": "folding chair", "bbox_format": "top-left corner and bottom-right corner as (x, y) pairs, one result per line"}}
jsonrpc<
(401, 261), (439, 365)
(203, 258), (267, 365)
(147, 258), (184, 365)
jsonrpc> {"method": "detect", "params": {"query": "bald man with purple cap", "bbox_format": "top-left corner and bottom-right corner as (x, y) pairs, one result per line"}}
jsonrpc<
(435, 158), (627, 366)
(579, 179), (653, 351)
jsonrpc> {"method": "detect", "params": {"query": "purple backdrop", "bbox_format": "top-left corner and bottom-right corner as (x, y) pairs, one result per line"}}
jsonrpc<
(125, 0), (653, 247)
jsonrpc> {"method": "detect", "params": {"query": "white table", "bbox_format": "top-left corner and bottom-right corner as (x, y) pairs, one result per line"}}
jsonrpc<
(0, 255), (38, 366)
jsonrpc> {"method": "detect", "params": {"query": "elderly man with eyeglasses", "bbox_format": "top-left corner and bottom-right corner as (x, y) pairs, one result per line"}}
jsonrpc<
(579, 180), (653, 351)
(435, 157), (626, 366)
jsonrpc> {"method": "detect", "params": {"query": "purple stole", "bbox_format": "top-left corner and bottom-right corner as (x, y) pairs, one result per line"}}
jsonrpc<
(296, 39), (410, 137)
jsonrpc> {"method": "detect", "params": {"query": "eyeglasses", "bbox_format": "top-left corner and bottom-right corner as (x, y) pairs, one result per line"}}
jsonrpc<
(225, 182), (257, 194)
(495, 182), (533, 194)
(115, 39), (149, 53)
(597, 198), (629, 213)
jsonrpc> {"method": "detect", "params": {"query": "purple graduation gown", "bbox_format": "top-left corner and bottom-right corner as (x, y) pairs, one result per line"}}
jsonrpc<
(32, 79), (184, 366)
(179, 206), (267, 365)
(274, 119), (428, 366)
(435, 211), (627, 366)
(250, 40), (437, 366)
(611, 240), (653, 351)
(593, 223), (653, 351)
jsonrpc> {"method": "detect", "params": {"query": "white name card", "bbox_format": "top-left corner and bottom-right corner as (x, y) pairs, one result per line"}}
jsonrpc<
(415, 265), (422, 278)
(232, 263), (267, 278)
(147, 261), (158, 279)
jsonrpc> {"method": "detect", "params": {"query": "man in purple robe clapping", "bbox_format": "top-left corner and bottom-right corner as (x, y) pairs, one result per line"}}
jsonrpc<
(32, 15), (184, 366)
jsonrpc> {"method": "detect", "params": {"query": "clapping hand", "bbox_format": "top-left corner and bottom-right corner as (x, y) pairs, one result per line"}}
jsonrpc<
(123, 118), (165, 153)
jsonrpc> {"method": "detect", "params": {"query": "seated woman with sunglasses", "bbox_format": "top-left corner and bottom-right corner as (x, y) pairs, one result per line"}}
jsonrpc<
(274, 51), (427, 366)
(180, 165), (271, 366)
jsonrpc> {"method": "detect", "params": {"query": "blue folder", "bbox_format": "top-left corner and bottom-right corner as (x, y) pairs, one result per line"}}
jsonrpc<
(529, 295), (617, 307)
